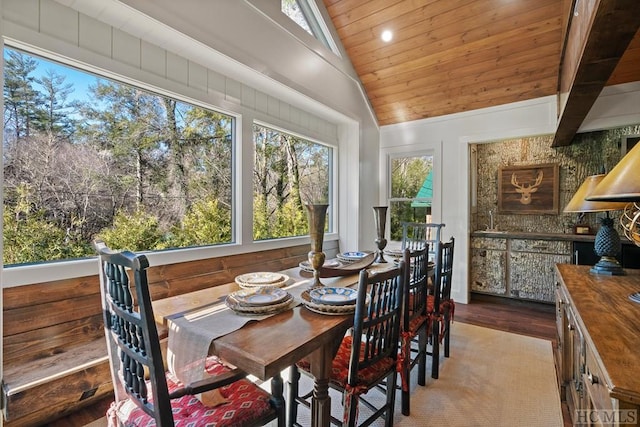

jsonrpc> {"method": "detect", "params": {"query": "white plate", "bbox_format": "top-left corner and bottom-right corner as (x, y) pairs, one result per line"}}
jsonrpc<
(230, 287), (288, 306)
(300, 288), (370, 315)
(225, 293), (294, 314)
(235, 272), (289, 288)
(303, 304), (355, 316)
(235, 272), (285, 285)
(309, 287), (358, 306)
(384, 249), (404, 258)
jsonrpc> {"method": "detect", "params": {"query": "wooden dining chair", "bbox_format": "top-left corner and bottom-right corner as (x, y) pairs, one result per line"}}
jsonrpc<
(401, 221), (445, 262)
(397, 246), (430, 416)
(94, 240), (283, 427)
(427, 237), (455, 379)
(287, 262), (406, 427)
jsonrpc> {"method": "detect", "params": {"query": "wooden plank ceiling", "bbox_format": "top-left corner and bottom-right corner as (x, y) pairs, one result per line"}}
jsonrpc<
(322, 0), (640, 128)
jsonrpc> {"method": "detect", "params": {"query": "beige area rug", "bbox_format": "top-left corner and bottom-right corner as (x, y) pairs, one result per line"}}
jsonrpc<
(288, 322), (563, 427)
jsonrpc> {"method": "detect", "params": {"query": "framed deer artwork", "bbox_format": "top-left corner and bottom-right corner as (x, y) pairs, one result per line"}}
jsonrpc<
(497, 163), (559, 214)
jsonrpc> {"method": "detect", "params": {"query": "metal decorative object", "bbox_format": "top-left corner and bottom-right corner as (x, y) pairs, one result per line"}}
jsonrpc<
(305, 203), (328, 287)
(373, 206), (388, 263)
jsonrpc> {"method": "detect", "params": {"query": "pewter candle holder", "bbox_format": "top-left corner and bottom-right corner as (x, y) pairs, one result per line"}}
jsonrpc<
(373, 206), (388, 263)
(305, 203), (328, 287)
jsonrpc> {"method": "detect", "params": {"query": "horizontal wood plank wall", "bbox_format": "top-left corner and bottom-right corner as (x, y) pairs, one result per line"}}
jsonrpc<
(2, 241), (338, 425)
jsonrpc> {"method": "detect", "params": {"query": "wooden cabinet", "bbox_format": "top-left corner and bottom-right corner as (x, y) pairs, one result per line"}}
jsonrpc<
(573, 240), (640, 269)
(555, 264), (640, 426)
(470, 233), (571, 303)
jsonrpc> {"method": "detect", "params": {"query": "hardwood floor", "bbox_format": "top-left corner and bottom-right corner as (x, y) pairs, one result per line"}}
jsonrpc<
(46, 293), (570, 427)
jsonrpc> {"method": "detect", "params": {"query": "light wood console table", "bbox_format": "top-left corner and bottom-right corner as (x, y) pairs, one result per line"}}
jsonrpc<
(555, 264), (640, 426)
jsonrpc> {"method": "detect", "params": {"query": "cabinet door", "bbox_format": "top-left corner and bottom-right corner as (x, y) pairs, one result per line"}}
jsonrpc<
(555, 284), (570, 398)
(509, 251), (571, 302)
(573, 241), (607, 266)
(509, 239), (572, 302)
(566, 307), (586, 423)
(471, 248), (507, 295)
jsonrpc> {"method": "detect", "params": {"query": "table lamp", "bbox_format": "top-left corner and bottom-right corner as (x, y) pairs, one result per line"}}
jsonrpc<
(586, 141), (640, 301)
(564, 174), (628, 275)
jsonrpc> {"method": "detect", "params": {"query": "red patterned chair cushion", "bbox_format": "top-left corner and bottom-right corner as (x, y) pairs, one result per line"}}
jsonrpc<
(427, 294), (435, 312)
(298, 335), (395, 392)
(407, 313), (428, 336)
(427, 295), (455, 317)
(107, 356), (275, 426)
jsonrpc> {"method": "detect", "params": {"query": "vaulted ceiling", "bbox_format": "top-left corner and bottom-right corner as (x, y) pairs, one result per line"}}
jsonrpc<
(322, 0), (640, 131)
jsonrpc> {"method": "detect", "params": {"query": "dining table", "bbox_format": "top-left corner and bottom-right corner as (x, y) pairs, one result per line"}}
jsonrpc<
(152, 263), (386, 427)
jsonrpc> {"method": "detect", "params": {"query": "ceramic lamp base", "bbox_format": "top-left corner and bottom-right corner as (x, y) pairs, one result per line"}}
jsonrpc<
(590, 256), (625, 276)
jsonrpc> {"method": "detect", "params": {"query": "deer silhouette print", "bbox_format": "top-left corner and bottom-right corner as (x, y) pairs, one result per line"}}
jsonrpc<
(511, 170), (543, 205)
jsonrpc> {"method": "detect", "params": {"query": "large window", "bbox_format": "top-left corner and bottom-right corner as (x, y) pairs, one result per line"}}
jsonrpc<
(253, 124), (332, 240)
(388, 154), (434, 242)
(3, 48), (234, 265)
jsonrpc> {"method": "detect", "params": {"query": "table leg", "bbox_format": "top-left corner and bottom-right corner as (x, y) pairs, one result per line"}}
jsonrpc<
(270, 373), (285, 427)
(308, 345), (334, 427)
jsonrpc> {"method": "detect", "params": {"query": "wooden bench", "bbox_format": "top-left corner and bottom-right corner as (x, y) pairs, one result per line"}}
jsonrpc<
(2, 242), (338, 426)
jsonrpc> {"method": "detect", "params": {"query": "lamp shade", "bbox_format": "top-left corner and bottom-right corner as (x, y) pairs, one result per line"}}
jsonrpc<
(586, 142), (640, 202)
(564, 174), (628, 213)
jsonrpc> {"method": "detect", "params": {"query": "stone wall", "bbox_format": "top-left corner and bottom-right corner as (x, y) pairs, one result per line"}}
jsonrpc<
(471, 124), (640, 234)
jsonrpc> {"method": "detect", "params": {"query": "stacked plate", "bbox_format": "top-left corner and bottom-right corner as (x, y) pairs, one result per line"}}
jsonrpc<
(235, 272), (289, 289)
(298, 259), (342, 273)
(337, 251), (369, 264)
(384, 249), (404, 259)
(301, 286), (366, 315)
(225, 286), (294, 316)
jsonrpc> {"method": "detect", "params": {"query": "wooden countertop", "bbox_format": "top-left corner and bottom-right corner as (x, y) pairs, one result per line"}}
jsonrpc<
(471, 231), (631, 243)
(555, 264), (640, 405)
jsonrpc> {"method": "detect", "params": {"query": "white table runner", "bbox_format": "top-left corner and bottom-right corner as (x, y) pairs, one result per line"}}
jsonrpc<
(167, 278), (313, 384)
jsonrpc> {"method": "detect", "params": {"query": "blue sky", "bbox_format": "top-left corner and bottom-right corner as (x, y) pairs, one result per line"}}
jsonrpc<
(5, 47), (102, 104)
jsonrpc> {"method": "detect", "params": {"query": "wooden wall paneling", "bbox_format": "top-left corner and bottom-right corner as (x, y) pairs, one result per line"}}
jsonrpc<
(146, 256), (227, 285)
(3, 293), (102, 337)
(3, 315), (104, 365)
(3, 360), (112, 423)
(2, 276), (99, 309)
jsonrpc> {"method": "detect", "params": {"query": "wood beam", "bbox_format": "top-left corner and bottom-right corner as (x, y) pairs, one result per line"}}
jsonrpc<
(552, 0), (640, 147)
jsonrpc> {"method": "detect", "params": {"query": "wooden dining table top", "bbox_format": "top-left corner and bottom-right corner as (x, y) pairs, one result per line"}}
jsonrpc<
(152, 266), (362, 380)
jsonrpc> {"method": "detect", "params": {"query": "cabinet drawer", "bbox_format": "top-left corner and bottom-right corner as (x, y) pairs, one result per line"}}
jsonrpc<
(511, 239), (571, 254)
(471, 237), (507, 250)
(584, 345), (614, 412)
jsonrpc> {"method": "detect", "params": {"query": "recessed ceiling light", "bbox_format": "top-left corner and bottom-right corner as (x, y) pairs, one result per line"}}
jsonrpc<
(381, 30), (393, 42)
